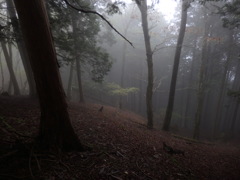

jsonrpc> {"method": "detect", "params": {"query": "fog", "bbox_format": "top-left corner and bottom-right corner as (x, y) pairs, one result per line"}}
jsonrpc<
(1, 0), (240, 141)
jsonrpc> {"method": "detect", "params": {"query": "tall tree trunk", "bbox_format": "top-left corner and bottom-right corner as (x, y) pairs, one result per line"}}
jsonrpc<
(119, 19), (131, 109)
(136, 0), (154, 129)
(213, 31), (233, 138)
(229, 100), (239, 137)
(75, 58), (84, 103)
(71, 13), (85, 103)
(1, 42), (20, 95)
(6, 0), (36, 96)
(8, 81), (13, 94)
(14, 0), (83, 151)
(228, 60), (240, 137)
(184, 37), (198, 128)
(162, 0), (190, 131)
(67, 60), (75, 99)
(119, 35), (127, 109)
(223, 63), (239, 134)
(180, 72), (186, 128)
(7, 42), (13, 94)
(193, 12), (209, 140)
(193, 85), (205, 139)
(138, 59), (144, 115)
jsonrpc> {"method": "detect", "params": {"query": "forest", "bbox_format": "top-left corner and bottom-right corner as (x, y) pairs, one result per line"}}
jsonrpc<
(0, 0), (240, 179)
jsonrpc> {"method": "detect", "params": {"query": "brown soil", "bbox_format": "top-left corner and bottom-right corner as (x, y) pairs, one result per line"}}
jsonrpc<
(0, 96), (240, 180)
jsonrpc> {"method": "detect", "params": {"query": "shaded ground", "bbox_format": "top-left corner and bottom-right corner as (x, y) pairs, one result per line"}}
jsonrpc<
(0, 96), (240, 179)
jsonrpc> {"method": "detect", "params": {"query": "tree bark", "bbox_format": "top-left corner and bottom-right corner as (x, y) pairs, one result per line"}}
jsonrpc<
(13, 0), (83, 151)
(162, 0), (190, 131)
(6, 0), (36, 96)
(1, 42), (20, 95)
(136, 0), (154, 129)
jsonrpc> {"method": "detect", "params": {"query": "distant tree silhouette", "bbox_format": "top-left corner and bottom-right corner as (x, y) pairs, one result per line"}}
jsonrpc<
(163, 0), (190, 131)
(6, 0), (36, 96)
(1, 42), (20, 95)
(135, 0), (154, 129)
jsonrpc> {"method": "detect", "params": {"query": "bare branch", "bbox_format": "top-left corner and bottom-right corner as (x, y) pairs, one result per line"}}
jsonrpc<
(152, 36), (176, 54)
(63, 0), (134, 48)
(153, 76), (168, 93)
(153, 45), (176, 54)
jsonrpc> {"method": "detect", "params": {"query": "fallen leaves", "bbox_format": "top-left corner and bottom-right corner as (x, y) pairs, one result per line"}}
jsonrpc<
(0, 96), (240, 179)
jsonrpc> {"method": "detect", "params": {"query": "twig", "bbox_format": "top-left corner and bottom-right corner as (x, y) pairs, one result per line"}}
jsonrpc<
(0, 150), (18, 159)
(110, 174), (123, 180)
(116, 151), (125, 158)
(29, 147), (34, 179)
(0, 174), (30, 179)
(59, 160), (72, 172)
(153, 45), (176, 54)
(0, 139), (15, 144)
(136, 159), (154, 179)
(153, 76), (168, 93)
(63, 0), (134, 48)
(2, 120), (34, 139)
(32, 151), (42, 172)
(163, 142), (185, 156)
(103, 151), (116, 159)
(107, 170), (119, 176)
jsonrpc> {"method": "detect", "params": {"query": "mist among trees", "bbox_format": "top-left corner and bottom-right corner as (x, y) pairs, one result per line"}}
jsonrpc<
(0, 0), (240, 178)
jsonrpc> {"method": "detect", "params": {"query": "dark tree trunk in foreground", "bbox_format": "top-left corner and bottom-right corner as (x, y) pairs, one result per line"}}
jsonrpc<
(1, 42), (20, 95)
(162, 1), (190, 131)
(14, 0), (83, 151)
(136, 0), (154, 129)
(6, 0), (36, 96)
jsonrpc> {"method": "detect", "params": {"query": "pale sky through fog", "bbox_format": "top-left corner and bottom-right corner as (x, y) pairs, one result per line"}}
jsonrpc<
(123, 0), (177, 21)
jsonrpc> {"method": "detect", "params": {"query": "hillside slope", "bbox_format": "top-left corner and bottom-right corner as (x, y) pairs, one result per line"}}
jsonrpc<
(0, 96), (240, 179)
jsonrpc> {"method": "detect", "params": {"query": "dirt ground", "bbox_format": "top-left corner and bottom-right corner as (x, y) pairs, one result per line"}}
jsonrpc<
(0, 95), (240, 180)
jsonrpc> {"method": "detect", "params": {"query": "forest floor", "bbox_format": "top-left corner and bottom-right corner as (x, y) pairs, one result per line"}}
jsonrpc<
(0, 96), (240, 180)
